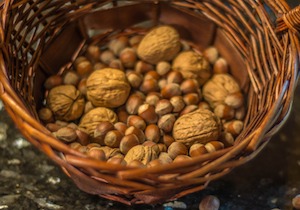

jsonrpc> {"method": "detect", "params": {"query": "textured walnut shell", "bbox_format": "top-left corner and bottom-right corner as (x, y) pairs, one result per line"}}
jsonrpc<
(202, 73), (240, 108)
(137, 25), (181, 64)
(173, 109), (221, 147)
(86, 68), (131, 108)
(172, 51), (211, 85)
(46, 85), (85, 121)
(124, 145), (158, 165)
(79, 107), (118, 136)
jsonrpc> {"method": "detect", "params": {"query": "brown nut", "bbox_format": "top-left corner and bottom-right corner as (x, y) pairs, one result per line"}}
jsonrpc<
(76, 60), (93, 77)
(119, 134), (139, 154)
(126, 71), (143, 89)
(173, 155), (192, 163)
(75, 128), (89, 146)
(204, 141), (224, 153)
(116, 106), (129, 124)
(139, 78), (159, 94)
(167, 142), (188, 159)
(125, 126), (145, 144)
(183, 93), (201, 105)
(292, 194), (300, 209)
(189, 143), (208, 157)
(235, 106), (246, 120)
(223, 120), (244, 136)
(161, 83), (182, 99)
(114, 122), (128, 136)
(198, 101), (211, 110)
(170, 96), (185, 113)
(109, 59), (124, 70)
(127, 115), (146, 131)
(107, 156), (127, 166)
(63, 70), (80, 86)
(138, 104), (158, 124)
(213, 104), (235, 120)
(161, 135), (175, 147)
(180, 79), (200, 94)
(69, 142), (82, 150)
(86, 143), (101, 150)
(38, 107), (54, 123)
(158, 78), (168, 90)
(93, 62), (106, 70)
(127, 160), (145, 168)
(46, 123), (61, 132)
(104, 130), (123, 148)
(135, 60), (154, 74)
(77, 78), (87, 95)
(119, 47), (137, 68)
(108, 36), (128, 56)
(145, 92), (161, 106)
(155, 99), (173, 116)
(157, 143), (167, 153)
(100, 50), (116, 65)
(144, 70), (160, 81)
(54, 127), (77, 143)
(158, 114), (176, 133)
(167, 71), (184, 84)
(125, 94), (144, 115)
(129, 35), (143, 46)
(44, 75), (63, 90)
(213, 57), (229, 74)
(158, 152), (173, 164)
(87, 147), (106, 161)
(74, 56), (88, 66)
(220, 132), (235, 147)
(84, 101), (94, 114)
(199, 195), (220, 210)
(145, 124), (161, 143)
(94, 121), (115, 140)
(86, 45), (100, 63)
(203, 46), (219, 64)
(179, 105), (198, 116)
(224, 92), (244, 109)
(156, 61), (171, 76)
(147, 159), (163, 168)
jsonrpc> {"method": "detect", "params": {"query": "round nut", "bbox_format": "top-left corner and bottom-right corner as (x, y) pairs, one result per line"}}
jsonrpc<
(107, 156), (127, 166)
(292, 194), (300, 209)
(75, 128), (89, 146)
(44, 75), (63, 90)
(87, 147), (106, 161)
(198, 101), (211, 110)
(139, 78), (159, 94)
(126, 71), (143, 88)
(224, 92), (244, 109)
(76, 60), (93, 77)
(78, 78), (87, 95)
(129, 35), (143, 46)
(155, 99), (173, 116)
(145, 124), (161, 143)
(158, 78), (168, 90)
(94, 121), (115, 140)
(170, 96), (185, 113)
(127, 160), (145, 168)
(220, 132), (235, 147)
(38, 107), (54, 123)
(55, 127), (77, 143)
(145, 92), (161, 106)
(183, 93), (201, 105)
(213, 57), (229, 74)
(86, 45), (101, 63)
(135, 60), (154, 74)
(116, 106), (129, 124)
(84, 101), (94, 114)
(46, 123), (61, 132)
(161, 83), (182, 99)
(199, 195), (220, 210)
(127, 115), (146, 131)
(180, 79), (200, 94)
(138, 104), (158, 124)
(109, 59), (124, 70)
(158, 152), (173, 164)
(158, 114), (176, 133)
(173, 155), (192, 163)
(223, 120), (244, 136)
(203, 46), (219, 64)
(125, 126), (145, 144)
(119, 47), (137, 68)
(93, 62), (106, 70)
(108, 36), (128, 56)
(100, 50), (116, 65)
(213, 104), (235, 120)
(157, 143), (167, 153)
(235, 106), (246, 120)
(161, 135), (175, 147)
(167, 142), (188, 160)
(144, 70), (160, 81)
(147, 159), (163, 168)
(189, 143), (208, 157)
(104, 130), (123, 148)
(179, 105), (198, 116)
(114, 122), (128, 135)
(119, 134), (140, 154)
(74, 56), (88, 66)
(167, 71), (184, 84)
(204, 141), (224, 153)
(156, 61), (171, 76)
(125, 94), (144, 115)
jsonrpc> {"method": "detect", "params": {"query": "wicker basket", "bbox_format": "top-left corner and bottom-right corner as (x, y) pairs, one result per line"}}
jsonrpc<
(0, 0), (299, 205)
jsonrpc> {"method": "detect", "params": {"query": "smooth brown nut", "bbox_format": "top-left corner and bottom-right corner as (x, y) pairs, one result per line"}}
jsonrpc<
(180, 79), (200, 94)
(86, 143), (101, 150)
(199, 195), (220, 210)
(167, 142), (188, 159)
(161, 83), (182, 99)
(119, 134), (140, 154)
(173, 109), (221, 147)
(135, 60), (154, 74)
(220, 132), (235, 147)
(63, 71), (80, 86)
(120, 47), (137, 68)
(67, 122), (78, 130)
(158, 152), (173, 164)
(235, 106), (246, 120)
(170, 96), (185, 113)
(147, 159), (163, 168)
(126, 71), (143, 88)
(86, 68), (131, 108)
(223, 120), (244, 136)
(84, 101), (94, 114)
(125, 94), (144, 115)
(98, 146), (122, 159)
(167, 71), (184, 84)
(137, 25), (181, 64)
(86, 45), (101, 63)
(157, 143), (167, 153)
(46, 123), (61, 132)
(69, 142), (82, 150)
(145, 124), (161, 143)
(198, 101), (211, 110)
(47, 85), (85, 121)
(129, 35), (143, 46)
(75, 128), (89, 146)
(161, 135), (175, 147)
(116, 106), (129, 123)
(156, 61), (171, 76)
(93, 62), (106, 70)
(172, 51), (211, 85)
(94, 121), (115, 140)
(204, 46), (219, 64)
(54, 127), (77, 143)
(139, 78), (159, 94)
(38, 107), (54, 123)
(87, 147), (106, 161)
(224, 92), (244, 109)
(213, 104), (235, 120)
(44, 75), (63, 90)
(107, 156), (127, 166)
(104, 130), (123, 148)
(74, 56), (88, 66)
(155, 99), (173, 116)
(76, 60), (93, 77)
(183, 93), (200, 105)
(114, 122), (128, 135)
(108, 36), (128, 56)
(77, 78), (87, 95)
(158, 78), (168, 90)
(205, 141), (224, 153)
(79, 107), (117, 137)
(158, 114), (176, 133)
(100, 50), (116, 65)
(125, 126), (145, 144)
(127, 160), (145, 168)
(77, 145), (88, 154)
(179, 105), (198, 116)
(145, 92), (161, 106)
(138, 104), (158, 124)
(127, 115), (146, 131)
(109, 59), (124, 70)
(173, 155), (192, 163)
(124, 145), (158, 165)
(144, 70), (160, 81)
(213, 57), (229, 74)
(189, 143), (208, 157)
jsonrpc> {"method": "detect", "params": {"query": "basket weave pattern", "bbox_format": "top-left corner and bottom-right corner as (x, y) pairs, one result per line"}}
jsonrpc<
(0, 0), (299, 205)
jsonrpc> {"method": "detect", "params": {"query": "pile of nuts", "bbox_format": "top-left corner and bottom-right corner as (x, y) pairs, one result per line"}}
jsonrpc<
(39, 25), (246, 167)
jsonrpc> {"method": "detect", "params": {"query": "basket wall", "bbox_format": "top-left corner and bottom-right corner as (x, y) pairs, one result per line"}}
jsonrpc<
(0, 0), (299, 205)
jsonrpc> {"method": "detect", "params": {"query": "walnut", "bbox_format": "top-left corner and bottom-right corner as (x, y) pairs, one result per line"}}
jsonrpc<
(202, 73), (241, 108)
(86, 68), (131, 108)
(172, 51), (211, 85)
(79, 107), (118, 136)
(137, 25), (181, 64)
(124, 145), (158, 165)
(46, 85), (85, 121)
(173, 109), (221, 147)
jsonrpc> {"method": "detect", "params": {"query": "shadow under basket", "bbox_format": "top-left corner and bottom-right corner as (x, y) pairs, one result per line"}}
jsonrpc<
(0, 0), (300, 205)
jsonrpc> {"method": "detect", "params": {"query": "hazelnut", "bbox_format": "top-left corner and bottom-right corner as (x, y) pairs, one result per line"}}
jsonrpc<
(116, 106), (129, 123)
(63, 70), (80, 86)
(109, 59), (124, 70)
(180, 79), (200, 94)
(167, 142), (188, 159)
(147, 159), (163, 168)
(158, 114), (176, 133)
(204, 141), (224, 153)
(94, 121), (115, 140)
(161, 135), (175, 147)
(224, 92), (244, 109)
(198, 101), (211, 110)
(127, 115), (146, 131)
(125, 94), (144, 115)
(38, 107), (54, 123)
(129, 35), (143, 46)
(179, 105), (198, 116)
(127, 160), (145, 168)
(74, 56), (88, 66)
(76, 60), (93, 77)
(93, 62), (106, 70)
(183, 93), (201, 105)
(54, 127), (77, 143)
(75, 128), (89, 146)
(108, 36), (128, 56)
(107, 156), (127, 166)
(155, 99), (173, 116)
(213, 57), (229, 74)
(170, 96), (185, 113)
(125, 126), (145, 144)
(87, 147), (106, 161)
(44, 75), (63, 90)
(104, 130), (123, 148)
(77, 145), (88, 154)
(213, 104), (235, 120)
(114, 122), (128, 135)
(161, 83), (182, 99)
(144, 70), (160, 81)
(204, 46), (219, 64)
(138, 104), (158, 124)
(235, 106), (246, 120)
(145, 124), (161, 143)
(86, 143), (101, 150)
(126, 71), (143, 88)
(167, 71), (184, 84)
(145, 92), (161, 106)
(100, 50), (116, 65)
(119, 47), (137, 68)
(220, 132), (235, 147)
(69, 142), (82, 150)
(158, 152), (173, 164)
(156, 61), (171, 76)
(158, 78), (168, 90)
(86, 45), (100, 63)
(292, 194), (300, 209)
(223, 120), (244, 136)
(189, 143), (208, 157)
(84, 101), (94, 113)
(135, 60), (154, 74)
(157, 143), (167, 153)
(46, 123), (61, 132)
(139, 78), (159, 94)
(173, 155), (192, 163)
(199, 195), (220, 210)
(77, 78), (87, 95)
(181, 40), (191, 51)
(67, 122), (78, 130)
(119, 134), (140, 154)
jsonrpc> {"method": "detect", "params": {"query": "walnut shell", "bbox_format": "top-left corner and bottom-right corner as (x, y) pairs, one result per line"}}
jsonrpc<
(79, 107), (118, 136)
(137, 25), (181, 64)
(86, 68), (131, 108)
(46, 85), (85, 121)
(173, 109), (221, 147)
(124, 145), (158, 165)
(202, 73), (240, 108)
(172, 51), (211, 85)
